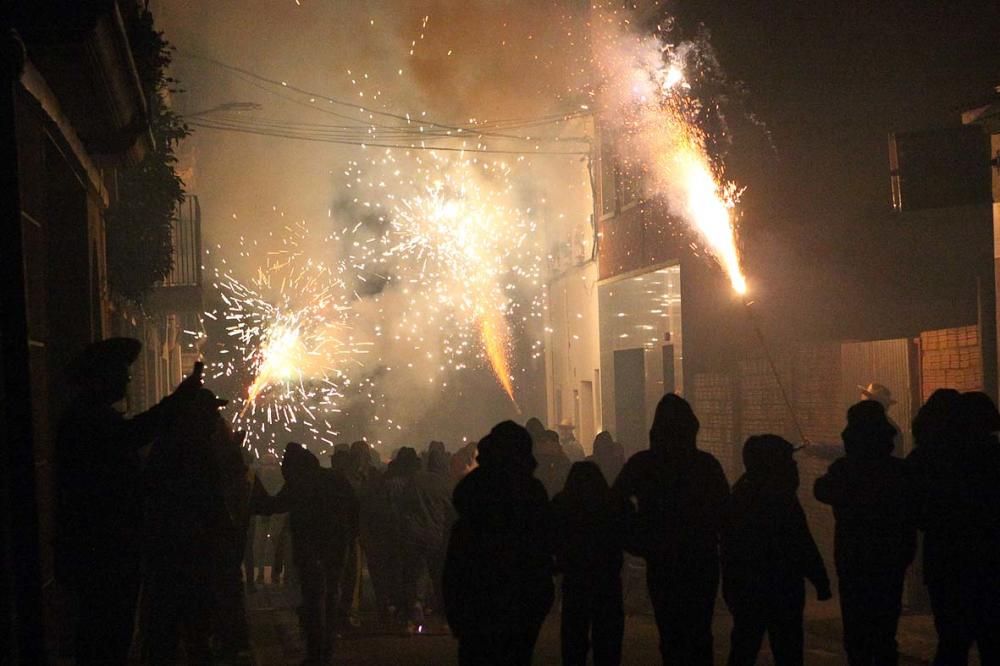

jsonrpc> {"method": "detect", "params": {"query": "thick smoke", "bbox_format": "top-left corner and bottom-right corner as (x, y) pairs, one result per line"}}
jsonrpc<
(156, 0), (594, 453)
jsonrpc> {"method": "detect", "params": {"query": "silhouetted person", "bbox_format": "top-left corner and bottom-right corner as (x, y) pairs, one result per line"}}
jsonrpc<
(552, 461), (628, 666)
(613, 393), (729, 665)
(443, 421), (555, 666)
(399, 446), (456, 625)
(254, 442), (359, 665)
(525, 416), (546, 445)
(385, 447), (426, 631)
(908, 391), (1000, 664)
(725, 435), (831, 666)
(535, 428), (572, 497)
(359, 460), (396, 624)
(143, 388), (230, 664)
(54, 338), (202, 665)
(557, 420), (586, 462)
(252, 451), (286, 584)
(814, 400), (915, 665)
(860, 383), (904, 453)
(589, 430), (624, 483)
(337, 440), (376, 630)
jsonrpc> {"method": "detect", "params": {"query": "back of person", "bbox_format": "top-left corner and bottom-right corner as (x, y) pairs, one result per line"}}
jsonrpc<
(444, 422), (555, 666)
(552, 462), (627, 666)
(612, 394), (728, 666)
(815, 401), (915, 576)
(723, 435), (830, 666)
(551, 463), (625, 583)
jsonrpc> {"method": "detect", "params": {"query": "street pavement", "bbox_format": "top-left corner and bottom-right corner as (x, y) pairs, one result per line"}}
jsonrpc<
(245, 582), (974, 665)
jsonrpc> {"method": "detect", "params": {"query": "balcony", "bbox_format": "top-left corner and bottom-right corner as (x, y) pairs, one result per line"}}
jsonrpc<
(146, 195), (204, 314)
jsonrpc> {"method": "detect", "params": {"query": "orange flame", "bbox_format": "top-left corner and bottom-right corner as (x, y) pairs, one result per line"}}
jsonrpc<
(479, 311), (518, 408)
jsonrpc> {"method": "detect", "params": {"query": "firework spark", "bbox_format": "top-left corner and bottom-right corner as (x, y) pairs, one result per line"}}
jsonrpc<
(201, 222), (372, 451)
(593, 8), (748, 295)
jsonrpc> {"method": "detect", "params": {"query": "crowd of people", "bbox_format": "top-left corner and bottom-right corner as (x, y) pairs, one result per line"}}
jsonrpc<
(53, 337), (1000, 665)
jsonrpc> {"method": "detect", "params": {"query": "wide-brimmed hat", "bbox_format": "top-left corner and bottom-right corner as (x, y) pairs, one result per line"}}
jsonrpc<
(66, 337), (142, 384)
(859, 383), (896, 407)
(193, 387), (229, 409)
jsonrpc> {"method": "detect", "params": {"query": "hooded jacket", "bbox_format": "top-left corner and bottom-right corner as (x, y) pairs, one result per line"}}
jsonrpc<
(814, 401), (916, 575)
(722, 436), (829, 600)
(613, 394), (729, 567)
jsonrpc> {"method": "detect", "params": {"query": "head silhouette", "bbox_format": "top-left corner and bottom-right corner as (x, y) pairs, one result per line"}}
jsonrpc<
(742, 434), (798, 492)
(592, 431), (615, 458)
(391, 446), (421, 476)
(525, 417), (545, 443)
(477, 420), (536, 472)
(649, 393), (700, 454)
(282, 442), (319, 483)
(561, 460), (609, 500)
(66, 337), (142, 404)
(913, 388), (962, 450)
(959, 391), (1000, 441)
(842, 400), (897, 457)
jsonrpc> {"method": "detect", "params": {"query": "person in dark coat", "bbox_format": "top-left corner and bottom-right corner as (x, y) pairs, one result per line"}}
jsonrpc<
(814, 400), (915, 665)
(551, 461), (628, 666)
(725, 435), (831, 666)
(254, 442), (359, 665)
(535, 428), (572, 498)
(54, 338), (202, 666)
(443, 421), (555, 666)
(613, 393), (729, 666)
(908, 391), (1000, 664)
(589, 431), (624, 484)
(337, 440), (377, 629)
(385, 447), (426, 630)
(398, 446), (456, 627)
(142, 388), (230, 664)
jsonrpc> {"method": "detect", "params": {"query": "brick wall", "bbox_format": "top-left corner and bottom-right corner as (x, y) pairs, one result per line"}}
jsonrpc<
(920, 325), (983, 400)
(692, 372), (738, 482)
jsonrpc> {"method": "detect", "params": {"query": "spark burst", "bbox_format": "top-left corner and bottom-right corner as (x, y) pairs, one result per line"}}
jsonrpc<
(202, 222), (372, 451)
(343, 151), (543, 405)
(593, 8), (748, 295)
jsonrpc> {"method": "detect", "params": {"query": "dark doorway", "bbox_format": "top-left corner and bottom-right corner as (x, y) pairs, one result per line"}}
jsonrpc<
(614, 347), (645, 458)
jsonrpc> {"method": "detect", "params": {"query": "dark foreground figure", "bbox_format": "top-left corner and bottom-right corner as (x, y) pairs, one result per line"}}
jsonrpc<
(54, 338), (202, 665)
(723, 435), (831, 666)
(551, 461), (628, 666)
(909, 391), (1000, 665)
(443, 421), (554, 666)
(815, 400), (915, 666)
(254, 442), (358, 665)
(614, 393), (730, 665)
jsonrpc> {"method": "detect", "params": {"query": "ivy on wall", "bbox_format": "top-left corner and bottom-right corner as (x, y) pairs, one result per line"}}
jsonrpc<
(106, 7), (190, 304)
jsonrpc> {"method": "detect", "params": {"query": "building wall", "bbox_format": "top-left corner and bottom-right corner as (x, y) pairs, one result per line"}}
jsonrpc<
(920, 325), (984, 400)
(545, 262), (602, 452)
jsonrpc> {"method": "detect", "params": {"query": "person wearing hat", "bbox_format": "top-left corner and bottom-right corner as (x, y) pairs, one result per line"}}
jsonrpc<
(860, 382), (903, 453)
(722, 435), (831, 666)
(557, 419), (586, 463)
(815, 400), (915, 666)
(54, 337), (203, 666)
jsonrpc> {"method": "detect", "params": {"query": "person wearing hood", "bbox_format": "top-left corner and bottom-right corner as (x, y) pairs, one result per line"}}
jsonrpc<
(907, 392), (1000, 664)
(398, 445), (456, 626)
(535, 428), (572, 498)
(337, 440), (378, 630)
(552, 461), (629, 666)
(588, 431), (624, 484)
(384, 446), (427, 631)
(54, 338), (203, 665)
(724, 435), (831, 666)
(613, 393), (729, 666)
(253, 442), (358, 665)
(815, 400), (915, 665)
(443, 421), (555, 666)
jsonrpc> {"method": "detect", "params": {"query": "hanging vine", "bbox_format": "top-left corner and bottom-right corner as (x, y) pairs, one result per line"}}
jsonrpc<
(106, 7), (190, 304)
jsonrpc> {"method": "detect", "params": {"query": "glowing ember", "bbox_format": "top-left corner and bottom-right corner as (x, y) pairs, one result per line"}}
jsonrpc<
(593, 8), (748, 295)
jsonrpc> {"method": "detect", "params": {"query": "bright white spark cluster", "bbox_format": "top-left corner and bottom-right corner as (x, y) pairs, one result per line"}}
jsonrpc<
(202, 222), (372, 452)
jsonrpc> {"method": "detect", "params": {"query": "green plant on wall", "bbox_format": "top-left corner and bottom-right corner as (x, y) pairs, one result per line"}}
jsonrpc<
(106, 7), (190, 304)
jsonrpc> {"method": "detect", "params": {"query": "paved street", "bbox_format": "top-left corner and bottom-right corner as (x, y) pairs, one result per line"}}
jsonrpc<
(245, 582), (971, 665)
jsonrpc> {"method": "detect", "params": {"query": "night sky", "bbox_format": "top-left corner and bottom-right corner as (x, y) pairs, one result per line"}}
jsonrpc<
(672, 0), (1000, 341)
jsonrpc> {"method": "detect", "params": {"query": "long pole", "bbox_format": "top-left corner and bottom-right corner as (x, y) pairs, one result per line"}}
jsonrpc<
(743, 299), (809, 445)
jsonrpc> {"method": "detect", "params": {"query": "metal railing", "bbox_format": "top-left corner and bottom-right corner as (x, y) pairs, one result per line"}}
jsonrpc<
(160, 194), (201, 287)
